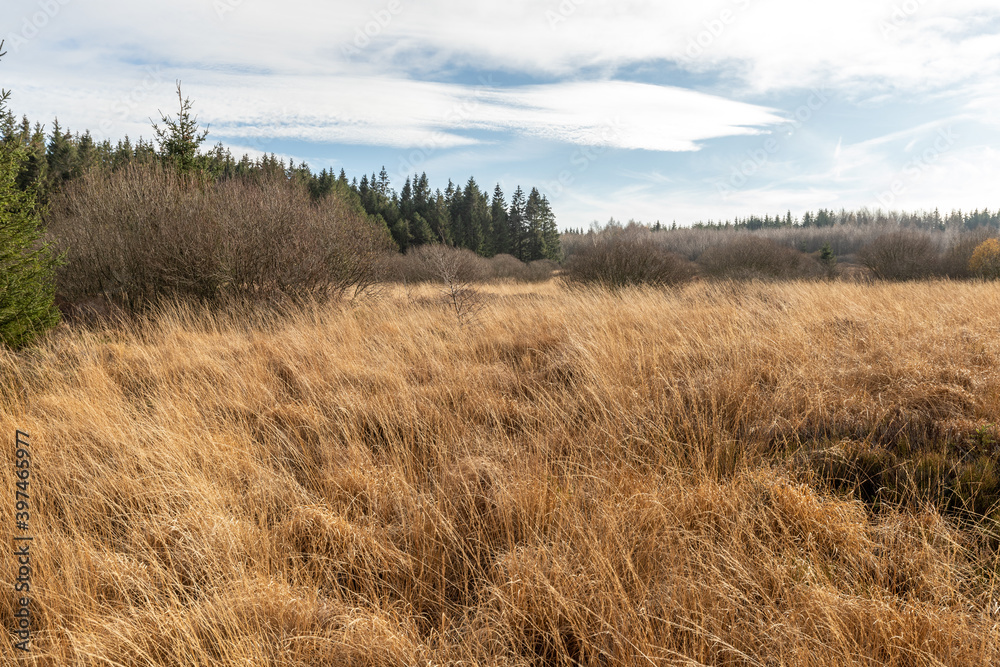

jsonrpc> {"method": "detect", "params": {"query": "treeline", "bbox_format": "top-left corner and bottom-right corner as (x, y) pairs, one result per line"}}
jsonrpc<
(2, 108), (561, 262)
(352, 169), (560, 261)
(677, 207), (1000, 232)
(562, 220), (1000, 287)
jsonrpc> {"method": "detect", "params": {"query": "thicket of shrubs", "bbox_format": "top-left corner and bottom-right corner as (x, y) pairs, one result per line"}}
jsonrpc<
(562, 222), (1000, 286)
(857, 231), (940, 280)
(564, 224), (695, 287)
(383, 245), (556, 284)
(47, 164), (394, 309)
(697, 236), (822, 280)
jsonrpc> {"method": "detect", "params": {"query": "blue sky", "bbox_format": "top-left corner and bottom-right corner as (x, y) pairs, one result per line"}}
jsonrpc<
(3, 0), (1000, 229)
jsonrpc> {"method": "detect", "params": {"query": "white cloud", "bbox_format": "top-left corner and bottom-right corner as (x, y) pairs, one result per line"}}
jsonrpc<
(3, 0), (998, 225)
(3, 63), (783, 153)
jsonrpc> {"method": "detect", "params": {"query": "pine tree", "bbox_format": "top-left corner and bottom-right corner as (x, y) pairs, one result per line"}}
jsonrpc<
(46, 118), (77, 186)
(15, 119), (48, 192)
(459, 177), (488, 255)
(523, 188), (547, 261)
(537, 194), (561, 261)
(151, 82), (209, 173)
(0, 45), (61, 349)
(430, 190), (451, 244)
(508, 186), (527, 261)
(377, 166), (391, 197)
(491, 184), (509, 255)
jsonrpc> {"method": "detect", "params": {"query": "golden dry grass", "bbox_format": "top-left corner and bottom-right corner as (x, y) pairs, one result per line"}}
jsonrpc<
(2, 279), (1000, 665)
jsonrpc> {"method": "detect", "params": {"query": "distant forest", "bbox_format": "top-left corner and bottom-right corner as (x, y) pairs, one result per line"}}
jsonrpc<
(1, 110), (562, 262)
(568, 206), (1000, 236)
(6, 103), (997, 266)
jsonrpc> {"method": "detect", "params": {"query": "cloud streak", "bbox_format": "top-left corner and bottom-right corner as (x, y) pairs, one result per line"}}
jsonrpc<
(3, 0), (998, 227)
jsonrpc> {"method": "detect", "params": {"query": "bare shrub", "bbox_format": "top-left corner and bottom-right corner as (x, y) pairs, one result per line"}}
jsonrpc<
(524, 259), (558, 282)
(698, 236), (820, 280)
(46, 163), (394, 309)
(564, 223), (696, 287)
(942, 229), (996, 278)
(858, 231), (942, 280)
(388, 245), (488, 284)
(563, 223), (954, 266)
(384, 248), (555, 284)
(487, 253), (526, 281)
(406, 245), (486, 326)
(485, 255), (556, 283)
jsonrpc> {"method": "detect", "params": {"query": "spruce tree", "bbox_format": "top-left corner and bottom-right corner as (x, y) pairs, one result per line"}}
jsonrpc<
(538, 194), (561, 261)
(508, 186), (526, 261)
(0, 44), (61, 349)
(491, 184), (509, 255)
(151, 82), (209, 173)
(460, 177), (488, 255)
(523, 188), (546, 261)
(46, 118), (76, 184)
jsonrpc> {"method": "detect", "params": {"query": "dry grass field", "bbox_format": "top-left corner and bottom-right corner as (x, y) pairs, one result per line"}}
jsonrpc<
(2, 279), (1000, 665)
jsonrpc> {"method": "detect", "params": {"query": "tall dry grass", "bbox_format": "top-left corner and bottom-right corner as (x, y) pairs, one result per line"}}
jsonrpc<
(2, 280), (999, 665)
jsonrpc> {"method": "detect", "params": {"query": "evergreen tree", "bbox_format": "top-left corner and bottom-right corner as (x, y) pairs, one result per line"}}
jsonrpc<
(377, 166), (391, 197)
(74, 130), (96, 177)
(429, 190), (452, 244)
(16, 119), (47, 191)
(46, 118), (76, 185)
(0, 46), (61, 349)
(523, 187), (546, 261)
(151, 82), (209, 173)
(537, 193), (561, 260)
(491, 184), (510, 255)
(508, 186), (527, 261)
(458, 177), (489, 255)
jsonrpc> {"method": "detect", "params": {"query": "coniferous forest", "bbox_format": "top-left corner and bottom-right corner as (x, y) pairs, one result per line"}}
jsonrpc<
(2, 100), (562, 263)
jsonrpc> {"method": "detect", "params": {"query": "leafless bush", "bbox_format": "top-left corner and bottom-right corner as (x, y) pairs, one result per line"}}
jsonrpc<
(389, 245), (487, 284)
(403, 245), (486, 326)
(525, 259), (559, 282)
(385, 248), (555, 284)
(486, 255), (557, 283)
(940, 229), (996, 279)
(858, 231), (942, 281)
(488, 253), (526, 281)
(564, 224), (697, 287)
(563, 223), (950, 265)
(697, 236), (821, 280)
(46, 164), (394, 309)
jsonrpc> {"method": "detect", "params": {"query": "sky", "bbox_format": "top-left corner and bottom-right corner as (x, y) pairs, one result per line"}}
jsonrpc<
(3, 0), (1000, 229)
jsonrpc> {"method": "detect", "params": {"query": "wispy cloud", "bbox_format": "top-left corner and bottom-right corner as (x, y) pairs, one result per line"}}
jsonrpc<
(3, 0), (998, 226)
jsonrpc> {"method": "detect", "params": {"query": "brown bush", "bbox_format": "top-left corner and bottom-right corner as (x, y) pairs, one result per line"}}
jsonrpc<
(941, 229), (994, 278)
(564, 224), (696, 287)
(524, 259), (559, 282)
(857, 231), (943, 281)
(488, 253), (528, 281)
(385, 245), (487, 284)
(385, 247), (556, 284)
(698, 235), (820, 279)
(46, 163), (394, 309)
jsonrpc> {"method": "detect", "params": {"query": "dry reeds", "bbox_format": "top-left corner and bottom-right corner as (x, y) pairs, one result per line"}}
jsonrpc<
(1, 279), (999, 665)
